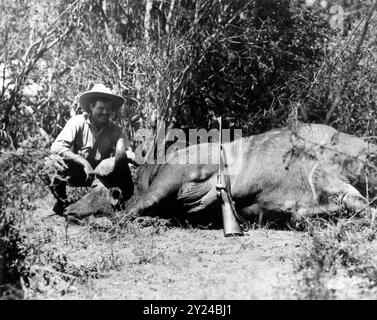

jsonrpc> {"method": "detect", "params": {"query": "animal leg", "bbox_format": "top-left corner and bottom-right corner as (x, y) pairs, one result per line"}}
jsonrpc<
(239, 204), (263, 227)
(294, 202), (342, 221)
(294, 183), (376, 223)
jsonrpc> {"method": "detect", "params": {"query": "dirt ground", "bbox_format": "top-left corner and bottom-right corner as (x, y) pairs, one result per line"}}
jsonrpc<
(23, 195), (310, 300)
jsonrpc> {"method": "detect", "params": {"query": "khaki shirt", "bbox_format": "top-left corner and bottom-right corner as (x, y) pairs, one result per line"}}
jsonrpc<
(51, 113), (123, 168)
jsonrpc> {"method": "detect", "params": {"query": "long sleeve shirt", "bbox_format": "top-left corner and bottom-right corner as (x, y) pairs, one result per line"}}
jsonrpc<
(51, 113), (123, 168)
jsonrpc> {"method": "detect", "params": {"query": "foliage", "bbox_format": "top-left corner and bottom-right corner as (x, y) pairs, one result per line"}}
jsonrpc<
(296, 217), (377, 299)
(299, 0), (377, 137)
(174, 0), (331, 134)
(0, 134), (51, 298)
(1, 0), (377, 144)
(0, 0), (80, 148)
(0, 0), (336, 147)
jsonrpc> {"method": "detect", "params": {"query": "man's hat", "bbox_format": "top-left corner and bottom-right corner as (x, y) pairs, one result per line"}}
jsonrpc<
(79, 84), (125, 113)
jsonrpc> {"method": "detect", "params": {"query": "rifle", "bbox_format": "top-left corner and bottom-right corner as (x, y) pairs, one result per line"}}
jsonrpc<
(216, 116), (244, 237)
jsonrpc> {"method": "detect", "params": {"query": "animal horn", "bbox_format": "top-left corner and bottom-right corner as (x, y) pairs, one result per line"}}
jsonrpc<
(113, 135), (134, 201)
(115, 136), (128, 163)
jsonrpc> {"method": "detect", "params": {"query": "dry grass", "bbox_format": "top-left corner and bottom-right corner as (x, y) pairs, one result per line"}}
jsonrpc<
(17, 194), (307, 300)
(7, 182), (377, 300)
(295, 216), (377, 299)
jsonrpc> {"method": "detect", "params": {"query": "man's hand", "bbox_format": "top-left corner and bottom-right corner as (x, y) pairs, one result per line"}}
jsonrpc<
(83, 163), (95, 183)
(61, 150), (95, 184)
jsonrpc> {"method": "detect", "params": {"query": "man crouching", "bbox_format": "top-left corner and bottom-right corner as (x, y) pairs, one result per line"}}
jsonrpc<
(47, 84), (134, 216)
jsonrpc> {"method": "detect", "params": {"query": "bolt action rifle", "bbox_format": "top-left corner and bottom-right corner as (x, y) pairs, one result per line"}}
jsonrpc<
(216, 116), (244, 237)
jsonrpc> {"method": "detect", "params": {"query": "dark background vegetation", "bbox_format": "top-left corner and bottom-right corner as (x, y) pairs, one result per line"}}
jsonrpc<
(1, 0), (377, 298)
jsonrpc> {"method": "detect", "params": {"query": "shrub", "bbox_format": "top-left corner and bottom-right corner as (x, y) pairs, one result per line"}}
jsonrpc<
(0, 134), (51, 298)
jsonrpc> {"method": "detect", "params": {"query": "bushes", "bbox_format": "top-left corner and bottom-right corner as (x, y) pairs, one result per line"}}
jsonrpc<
(296, 218), (377, 299)
(0, 134), (51, 298)
(173, 0), (331, 134)
(1, 0), (337, 150)
(2, 1), (377, 146)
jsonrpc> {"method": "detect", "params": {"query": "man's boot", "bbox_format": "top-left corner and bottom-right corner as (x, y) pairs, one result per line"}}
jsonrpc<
(43, 173), (69, 216)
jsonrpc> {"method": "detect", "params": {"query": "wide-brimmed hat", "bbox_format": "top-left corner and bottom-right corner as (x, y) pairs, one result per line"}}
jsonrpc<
(79, 84), (125, 113)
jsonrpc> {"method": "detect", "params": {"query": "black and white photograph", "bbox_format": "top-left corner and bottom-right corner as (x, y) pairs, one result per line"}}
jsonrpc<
(1, 0), (377, 305)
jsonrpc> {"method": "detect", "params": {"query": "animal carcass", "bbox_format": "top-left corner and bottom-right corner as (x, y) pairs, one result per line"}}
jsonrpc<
(65, 123), (377, 226)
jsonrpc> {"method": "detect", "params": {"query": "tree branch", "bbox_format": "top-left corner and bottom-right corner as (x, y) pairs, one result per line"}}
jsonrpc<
(144, 0), (154, 43)
(166, 0), (176, 34)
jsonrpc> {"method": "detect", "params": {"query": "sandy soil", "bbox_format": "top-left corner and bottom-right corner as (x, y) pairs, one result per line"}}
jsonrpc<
(24, 195), (309, 300)
(79, 229), (306, 300)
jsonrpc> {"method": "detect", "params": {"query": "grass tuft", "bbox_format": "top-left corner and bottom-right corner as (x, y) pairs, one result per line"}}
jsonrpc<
(295, 215), (377, 299)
